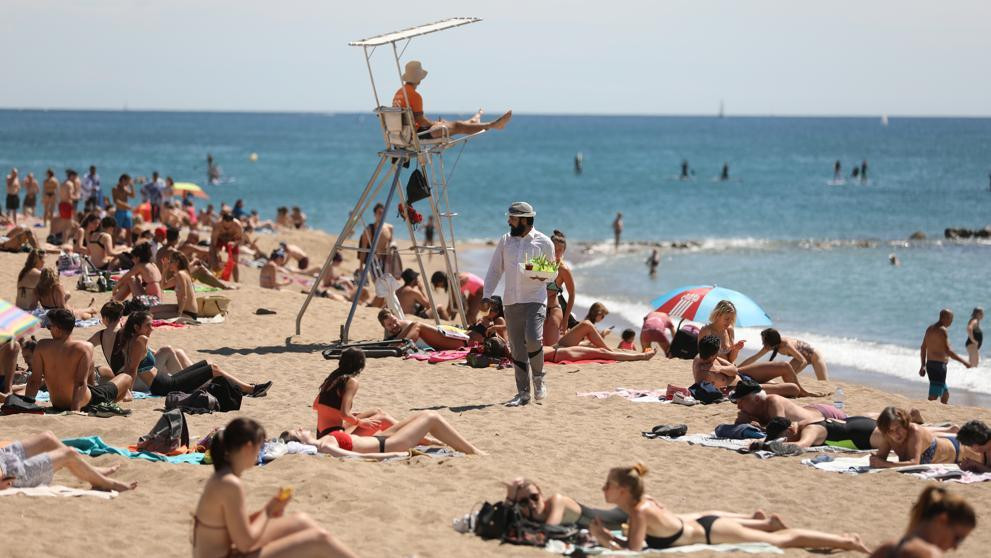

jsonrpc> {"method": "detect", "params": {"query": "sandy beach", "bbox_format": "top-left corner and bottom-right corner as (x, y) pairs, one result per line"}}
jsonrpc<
(0, 224), (987, 557)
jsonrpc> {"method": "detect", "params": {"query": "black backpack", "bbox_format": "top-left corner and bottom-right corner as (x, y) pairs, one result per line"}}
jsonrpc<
(0, 394), (45, 415)
(205, 377), (243, 412)
(689, 381), (724, 404)
(668, 320), (699, 359)
(137, 409), (190, 454)
(406, 168), (431, 204)
(474, 501), (521, 540)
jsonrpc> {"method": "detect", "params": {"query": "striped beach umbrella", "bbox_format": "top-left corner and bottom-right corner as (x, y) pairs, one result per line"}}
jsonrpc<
(172, 182), (210, 199)
(0, 299), (41, 342)
(650, 285), (772, 327)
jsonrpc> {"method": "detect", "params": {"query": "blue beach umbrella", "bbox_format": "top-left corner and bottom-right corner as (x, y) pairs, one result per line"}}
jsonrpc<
(650, 285), (772, 327)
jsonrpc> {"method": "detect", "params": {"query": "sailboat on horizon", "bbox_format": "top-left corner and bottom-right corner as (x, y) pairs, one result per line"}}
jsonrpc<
(718, 100), (724, 118)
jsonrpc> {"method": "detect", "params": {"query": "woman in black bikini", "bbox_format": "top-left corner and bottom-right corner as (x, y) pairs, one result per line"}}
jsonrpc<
(542, 230), (576, 346)
(869, 486), (974, 557)
(965, 307), (983, 368)
(588, 463), (868, 552)
(191, 418), (356, 558)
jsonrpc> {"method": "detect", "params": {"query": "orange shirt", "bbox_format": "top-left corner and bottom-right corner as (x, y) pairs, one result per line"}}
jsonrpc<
(392, 84), (429, 129)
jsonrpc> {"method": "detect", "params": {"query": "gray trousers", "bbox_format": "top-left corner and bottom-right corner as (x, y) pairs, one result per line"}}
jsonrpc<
(504, 302), (546, 395)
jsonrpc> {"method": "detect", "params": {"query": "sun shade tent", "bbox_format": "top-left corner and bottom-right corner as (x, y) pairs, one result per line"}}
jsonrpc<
(295, 18), (488, 342)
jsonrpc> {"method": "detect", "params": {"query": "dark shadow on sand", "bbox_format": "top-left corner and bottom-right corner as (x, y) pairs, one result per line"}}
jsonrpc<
(198, 339), (333, 357)
(409, 403), (496, 413)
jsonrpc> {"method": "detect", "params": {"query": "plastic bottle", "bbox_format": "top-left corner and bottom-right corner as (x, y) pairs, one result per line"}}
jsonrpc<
(833, 387), (845, 410)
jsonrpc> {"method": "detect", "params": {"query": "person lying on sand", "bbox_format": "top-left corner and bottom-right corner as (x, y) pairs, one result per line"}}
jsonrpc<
(1, 225), (40, 252)
(313, 348), (397, 437)
(26, 309), (133, 411)
(115, 311), (271, 397)
(285, 409), (485, 458)
(192, 418), (356, 558)
(587, 463), (868, 552)
(1, 431), (136, 492)
(732, 379), (848, 426)
(377, 308), (467, 351)
(393, 60), (512, 141)
(695, 336), (820, 398)
(759, 413), (953, 452)
(870, 407), (962, 468)
(956, 420), (991, 473)
(504, 477), (628, 529)
(543, 344), (655, 363)
(738, 328), (829, 381)
(869, 486), (974, 558)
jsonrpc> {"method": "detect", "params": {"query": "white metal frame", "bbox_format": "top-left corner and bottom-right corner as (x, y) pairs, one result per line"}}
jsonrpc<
(295, 18), (484, 341)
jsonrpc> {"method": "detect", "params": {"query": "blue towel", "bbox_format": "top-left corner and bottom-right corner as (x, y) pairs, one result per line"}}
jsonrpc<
(62, 436), (204, 465)
(35, 390), (158, 403)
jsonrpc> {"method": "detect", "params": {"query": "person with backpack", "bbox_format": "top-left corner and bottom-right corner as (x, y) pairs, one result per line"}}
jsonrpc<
(191, 418), (356, 558)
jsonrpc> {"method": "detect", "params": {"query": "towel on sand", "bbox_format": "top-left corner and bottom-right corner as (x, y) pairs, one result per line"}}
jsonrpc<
(548, 359), (616, 366)
(0, 485), (118, 500)
(405, 348), (472, 363)
(658, 434), (868, 460)
(544, 539), (783, 555)
(800, 456), (991, 483)
(577, 388), (668, 403)
(33, 390), (157, 403)
(64, 436), (204, 465)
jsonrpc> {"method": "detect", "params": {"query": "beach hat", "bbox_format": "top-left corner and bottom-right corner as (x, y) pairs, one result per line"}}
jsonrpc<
(401, 61), (428, 84)
(154, 227), (167, 240)
(729, 379), (763, 402)
(401, 268), (419, 285)
(507, 202), (536, 218)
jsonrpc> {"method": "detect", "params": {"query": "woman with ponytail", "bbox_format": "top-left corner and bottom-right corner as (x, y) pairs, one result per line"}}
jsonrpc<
(869, 486), (975, 557)
(192, 418), (356, 558)
(313, 347), (395, 437)
(589, 463), (868, 552)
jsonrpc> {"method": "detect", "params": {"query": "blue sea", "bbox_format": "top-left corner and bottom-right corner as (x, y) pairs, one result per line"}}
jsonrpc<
(2, 110), (989, 402)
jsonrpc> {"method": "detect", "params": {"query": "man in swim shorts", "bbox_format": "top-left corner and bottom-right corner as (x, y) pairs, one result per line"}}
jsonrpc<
(5, 168), (20, 224)
(920, 309), (971, 404)
(112, 174), (135, 245)
(640, 311), (675, 354)
(0, 432), (136, 492)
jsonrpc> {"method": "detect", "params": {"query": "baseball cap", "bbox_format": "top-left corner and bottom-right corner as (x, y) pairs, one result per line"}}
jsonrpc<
(729, 379), (763, 402)
(506, 202), (536, 218)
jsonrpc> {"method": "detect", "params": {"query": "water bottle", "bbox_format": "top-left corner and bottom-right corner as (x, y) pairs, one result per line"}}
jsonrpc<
(833, 387), (845, 410)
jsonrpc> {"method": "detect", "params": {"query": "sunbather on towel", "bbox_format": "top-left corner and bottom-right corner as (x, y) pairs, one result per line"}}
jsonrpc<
(378, 308), (466, 351)
(733, 379), (849, 426)
(192, 418), (356, 558)
(314, 347), (397, 437)
(956, 420), (991, 474)
(869, 486), (974, 558)
(26, 309), (133, 412)
(695, 335), (821, 398)
(762, 414), (955, 452)
(0, 431), (136, 492)
(870, 407), (962, 469)
(285, 410), (485, 458)
(587, 462), (868, 552)
(543, 344), (656, 363)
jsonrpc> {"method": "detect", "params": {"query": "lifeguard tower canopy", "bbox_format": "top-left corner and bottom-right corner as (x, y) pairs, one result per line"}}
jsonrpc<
(349, 17), (480, 47)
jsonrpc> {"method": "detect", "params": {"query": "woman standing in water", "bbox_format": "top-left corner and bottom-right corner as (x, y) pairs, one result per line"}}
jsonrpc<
(965, 308), (983, 368)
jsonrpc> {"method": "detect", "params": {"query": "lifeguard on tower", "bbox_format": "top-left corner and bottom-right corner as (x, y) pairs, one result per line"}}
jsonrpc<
(295, 18), (509, 353)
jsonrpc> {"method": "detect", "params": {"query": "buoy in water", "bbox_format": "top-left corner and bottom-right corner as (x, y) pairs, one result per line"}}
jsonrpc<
(249, 153), (258, 162)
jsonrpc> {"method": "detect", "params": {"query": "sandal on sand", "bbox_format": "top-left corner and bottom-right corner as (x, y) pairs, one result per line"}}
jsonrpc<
(85, 402), (132, 418)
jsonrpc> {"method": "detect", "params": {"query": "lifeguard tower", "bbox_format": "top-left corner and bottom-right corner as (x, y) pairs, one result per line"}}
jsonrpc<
(295, 18), (487, 342)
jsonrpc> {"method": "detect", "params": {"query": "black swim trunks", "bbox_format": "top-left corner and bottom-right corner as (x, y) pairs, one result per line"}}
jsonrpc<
(925, 360), (948, 399)
(6, 194), (19, 211)
(88, 382), (119, 407)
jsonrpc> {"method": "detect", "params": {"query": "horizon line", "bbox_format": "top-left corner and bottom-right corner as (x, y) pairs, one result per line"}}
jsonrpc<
(1, 107), (990, 120)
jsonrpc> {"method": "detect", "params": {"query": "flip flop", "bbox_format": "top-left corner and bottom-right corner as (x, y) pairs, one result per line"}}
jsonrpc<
(255, 308), (277, 315)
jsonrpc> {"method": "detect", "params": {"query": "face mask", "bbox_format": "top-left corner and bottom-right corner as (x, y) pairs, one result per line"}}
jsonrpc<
(510, 222), (528, 237)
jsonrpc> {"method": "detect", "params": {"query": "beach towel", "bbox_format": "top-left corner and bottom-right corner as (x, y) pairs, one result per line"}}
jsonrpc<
(33, 390), (157, 403)
(902, 466), (991, 484)
(151, 319), (187, 329)
(63, 436), (205, 465)
(544, 535), (783, 555)
(0, 485), (118, 500)
(405, 348), (472, 363)
(196, 314), (226, 325)
(577, 388), (668, 403)
(74, 317), (101, 329)
(657, 434), (868, 460)
(548, 358), (617, 366)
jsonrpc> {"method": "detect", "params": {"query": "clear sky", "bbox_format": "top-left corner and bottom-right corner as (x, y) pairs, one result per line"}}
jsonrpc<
(2, 0), (989, 116)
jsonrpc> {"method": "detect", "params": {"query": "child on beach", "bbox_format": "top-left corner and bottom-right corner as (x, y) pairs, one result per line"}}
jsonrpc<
(618, 329), (637, 350)
(738, 328), (830, 381)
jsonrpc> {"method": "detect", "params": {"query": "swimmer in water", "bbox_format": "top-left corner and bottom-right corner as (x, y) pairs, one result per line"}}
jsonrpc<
(720, 162), (730, 181)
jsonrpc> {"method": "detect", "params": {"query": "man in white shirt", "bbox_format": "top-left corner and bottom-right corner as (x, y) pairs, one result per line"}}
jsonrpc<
(483, 202), (554, 407)
(81, 165), (101, 210)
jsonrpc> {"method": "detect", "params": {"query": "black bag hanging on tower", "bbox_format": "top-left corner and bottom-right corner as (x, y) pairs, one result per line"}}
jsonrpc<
(406, 168), (431, 204)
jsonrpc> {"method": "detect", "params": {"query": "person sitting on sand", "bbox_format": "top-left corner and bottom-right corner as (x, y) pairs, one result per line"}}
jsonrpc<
(732, 379), (847, 426)
(869, 486), (974, 558)
(115, 311), (271, 397)
(738, 328), (829, 381)
(587, 463), (868, 552)
(313, 252), (360, 302)
(697, 300), (746, 362)
(1, 339), (24, 399)
(153, 252), (199, 320)
(431, 270), (486, 325)
(286, 409), (485, 458)
(260, 247), (295, 290)
(549, 302), (614, 350)
(467, 296), (507, 344)
(392, 60), (512, 141)
(88, 216), (127, 270)
(542, 231), (576, 346)
(313, 347), (397, 438)
(0, 431), (137, 493)
(396, 269), (448, 319)
(640, 311), (676, 354)
(377, 309), (467, 351)
(112, 241), (163, 304)
(15, 249), (45, 311)
(695, 336), (819, 398)
(26, 309), (134, 411)
(618, 329), (637, 350)
(956, 420), (991, 473)
(36, 268), (98, 320)
(192, 418), (356, 558)
(1, 225), (40, 253)
(290, 206), (307, 229)
(870, 407), (961, 468)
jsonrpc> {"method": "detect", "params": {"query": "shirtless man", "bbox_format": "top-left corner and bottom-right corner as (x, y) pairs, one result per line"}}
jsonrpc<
(209, 212), (243, 281)
(693, 335), (819, 398)
(396, 268), (447, 319)
(22, 172), (39, 218)
(57, 170), (76, 221)
(260, 248), (293, 289)
(274, 206), (290, 228)
(392, 60), (511, 140)
(358, 203), (393, 272)
(920, 309), (971, 404)
(731, 379), (848, 427)
(112, 174), (135, 246)
(5, 167), (20, 224)
(198, 204), (217, 229)
(25, 309), (133, 412)
(378, 308), (467, 351)
(154, 227), (180, 279)
(290, 206), (307, 229)
(70, 170), (82, 212)
(277, 241), (312, 272)
(42, 169), (58, 226)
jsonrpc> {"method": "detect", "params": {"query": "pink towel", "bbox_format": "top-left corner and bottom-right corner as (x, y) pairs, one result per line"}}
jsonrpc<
(547, 359), (616, 365)
(405, 348), (472, 363)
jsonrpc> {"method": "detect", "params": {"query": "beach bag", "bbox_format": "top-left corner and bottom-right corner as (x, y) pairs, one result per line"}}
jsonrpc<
(668, 322), (700, 359)
(474, 501), (520, 540)
(406, 168), (431, 204)
(165, 390), (218, 414)
(205, 377), (242, 412)
(197, 295), (231, 318)
(0, 394), (45, 415)
(137, 409), (190, 454)
(688, 381), (724, 404)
